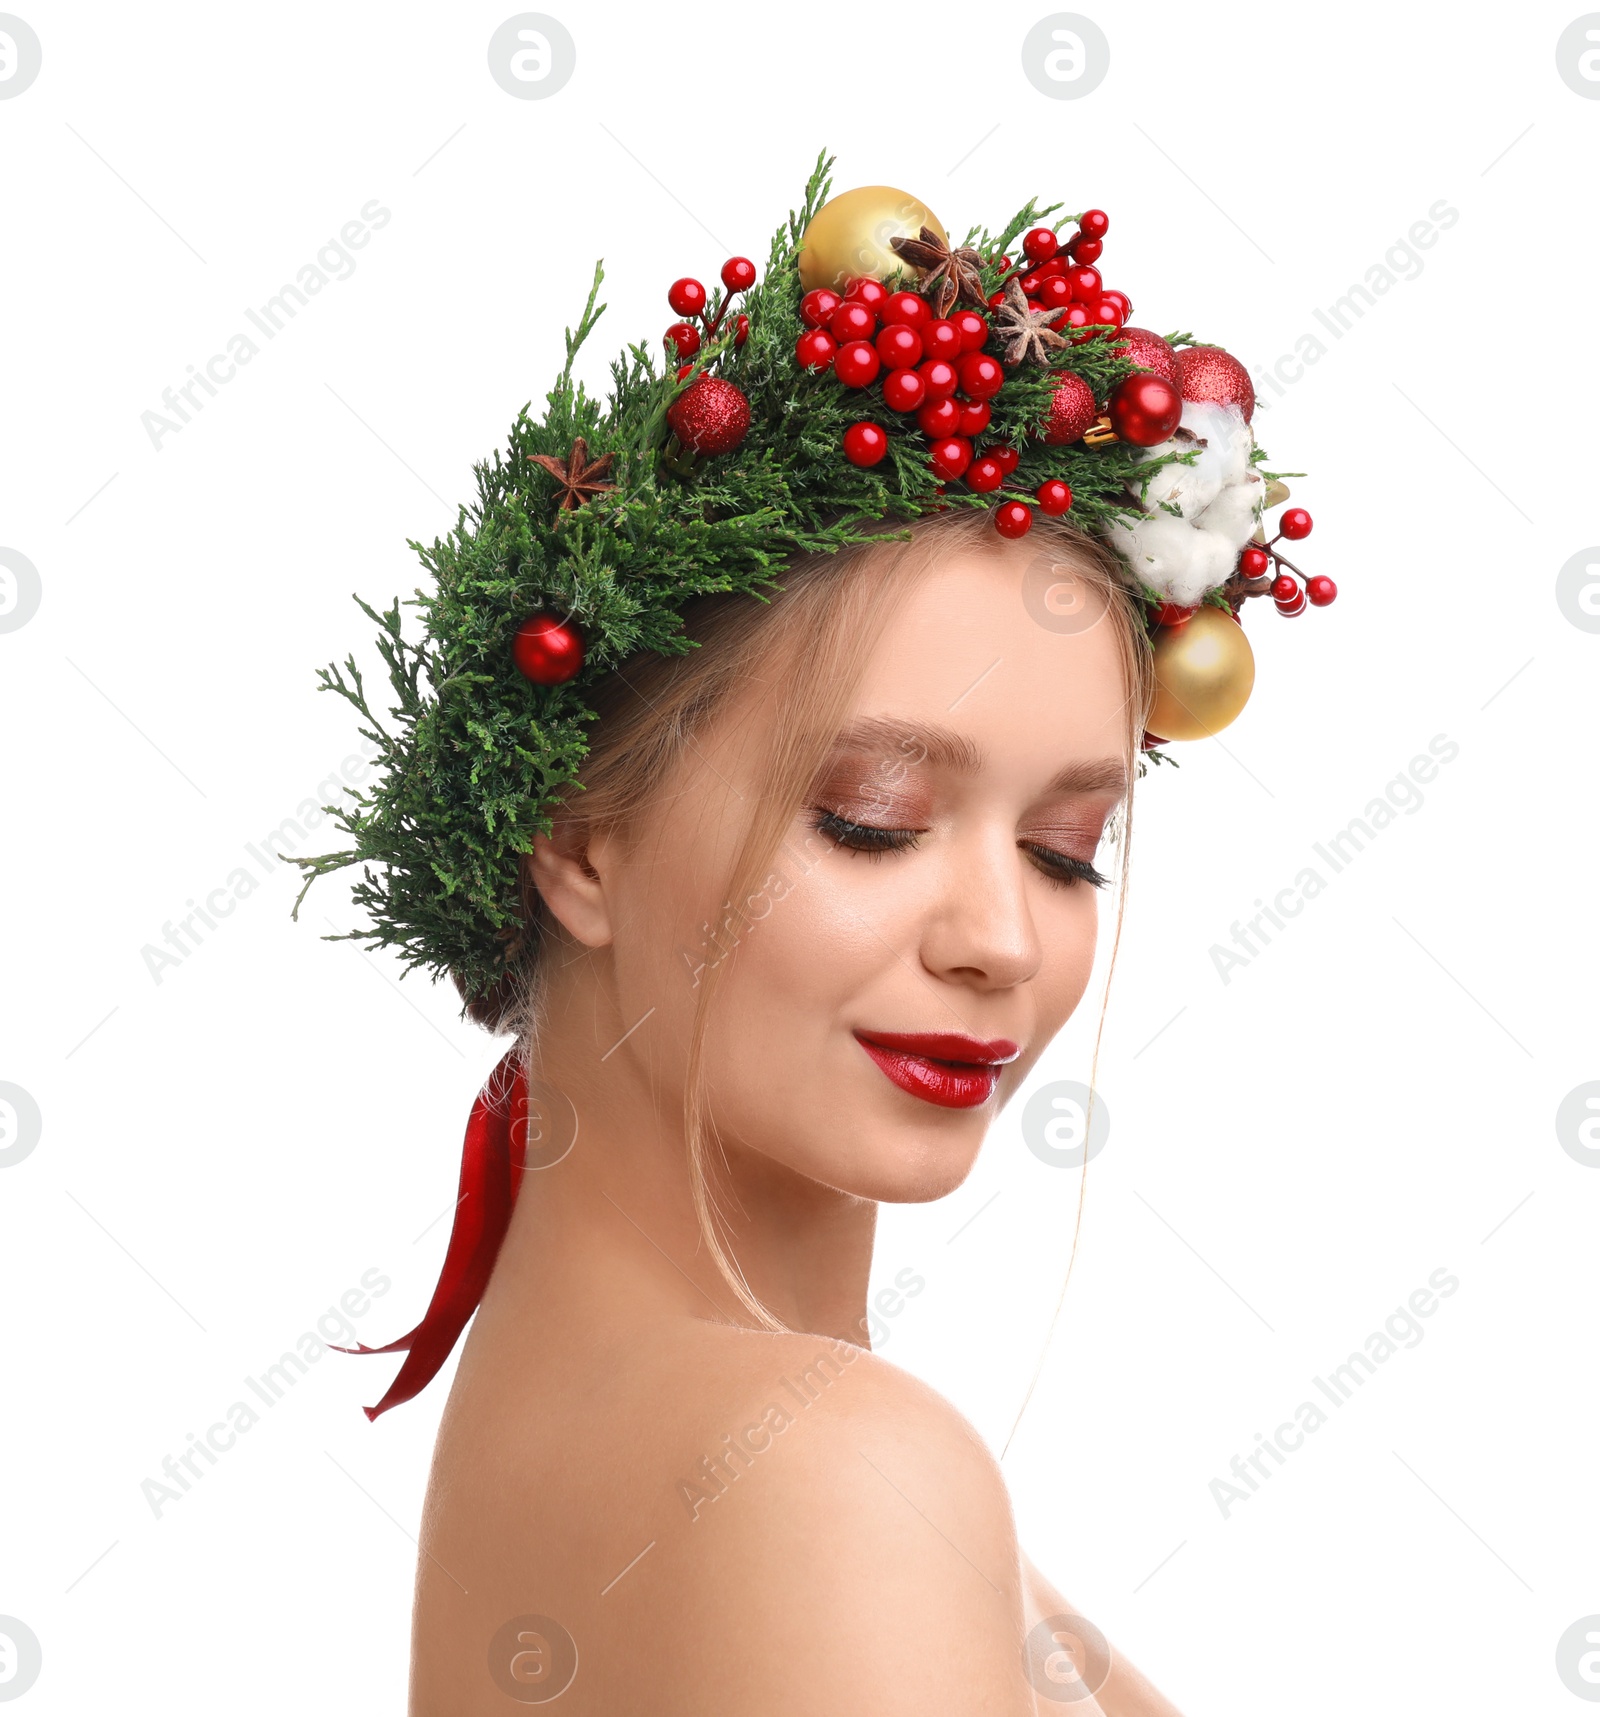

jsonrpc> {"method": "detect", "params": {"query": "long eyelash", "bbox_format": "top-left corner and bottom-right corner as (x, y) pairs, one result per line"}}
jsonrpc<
(809, 809), (921, 857)
(1023, 841), (1111, 890)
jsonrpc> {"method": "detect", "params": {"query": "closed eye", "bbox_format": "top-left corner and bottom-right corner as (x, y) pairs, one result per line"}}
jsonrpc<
(1022, 841), (1110, 890)
(811, 811), (1110, 889)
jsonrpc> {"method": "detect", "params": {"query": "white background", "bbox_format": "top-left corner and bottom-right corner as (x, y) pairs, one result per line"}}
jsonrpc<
(2, 3), (1598, 1712)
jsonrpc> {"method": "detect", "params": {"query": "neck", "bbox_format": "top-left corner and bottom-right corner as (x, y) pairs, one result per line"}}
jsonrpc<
(487, 961), (878, 1348)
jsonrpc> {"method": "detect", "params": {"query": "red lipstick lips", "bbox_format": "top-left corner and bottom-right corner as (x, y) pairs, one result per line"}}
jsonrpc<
(852, 1030), (1020, 1111)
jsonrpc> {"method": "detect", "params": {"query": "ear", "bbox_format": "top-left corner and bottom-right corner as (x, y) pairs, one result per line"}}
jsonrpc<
(528, 816), (614, 948)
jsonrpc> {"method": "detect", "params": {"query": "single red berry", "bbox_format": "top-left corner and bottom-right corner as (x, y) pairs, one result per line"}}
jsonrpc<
(1100, 290), (1131, 324)
(1107, 374), (1181, 445)
(795, 328), (838, 372)
(1069, 235), (1103, 265)
(1066, 264), (1102, 302)
(992, 254), (1014, 274)
(833, 340), (880, 388)
(1153, 602), (1196, 627)
(1280, 507), (1313, 540)
(958, 352), (1004, 400)
(956, 397), (992, 436)
(665, 321), (701, 359)
(676, 363), (694, 379)
(1037, 257), (1067, 278)
(1039, 275), (1073, 310)
(952, 310), (989, 352)
(883, 367), (927, 412)
(842, 421), (889, 466)
(928, 436), (973, 480)
(987, 290), (1007, 308)
(800, 288), (842, 328)
(721, 256), (757, 292)
(876, 324), (923, 369)
(1275, 591), (1307, 617)
(1079, 209), (1109, 240)
(831, 301), (876, 343)
(1022, 226), (1060, 264)
(844, 277), (889, 310)
(512, 612), (585, 685)
(668, 277), (707, 317)
(882, 291), (930, 329)
(917, 397), (960, 437)
(1018, 270), (1044, 297)
(986, 443), (1020, 475)
(1306, 575), (1338, 606)
(994, 500), (1033, 538)
(922, 319), (962, 362)
(1088, 296), (1123, 329)
(918, 357), (959, 401)
(1238, 545), (1271, 579)
(966, 454), (1005, 493)
(733, 314), (749, 346)
(1035, 479), (1072, 515)
(1271, 573), (1299, 602)
(1060, 302), (1093, 333)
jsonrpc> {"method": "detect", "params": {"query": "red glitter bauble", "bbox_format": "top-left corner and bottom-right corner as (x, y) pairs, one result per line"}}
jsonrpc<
(1175, 345), (1255, 423)
(512, 613), (584, 685)
(1112, 327), (1179, 384)
(842, 422), (888, 467)
(1041, 372), (1098, 445)
(994, 501), (1033, 538)
(1108, 374), (1182, 446)
(666, 376), (751, 454)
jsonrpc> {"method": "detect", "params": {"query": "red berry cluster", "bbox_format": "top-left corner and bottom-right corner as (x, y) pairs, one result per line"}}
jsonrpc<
(1236, 506), (1336, 618)
(663, 256), (755, 369)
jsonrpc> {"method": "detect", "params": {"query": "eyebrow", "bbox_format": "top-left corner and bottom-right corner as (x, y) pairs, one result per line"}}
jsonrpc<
(826, 716), (1130, 797)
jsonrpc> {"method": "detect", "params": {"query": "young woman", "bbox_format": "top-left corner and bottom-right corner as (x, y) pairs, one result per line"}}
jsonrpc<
(297, 159), (1321, 1712)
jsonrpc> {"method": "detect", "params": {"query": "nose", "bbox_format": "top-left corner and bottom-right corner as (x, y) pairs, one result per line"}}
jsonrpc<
(918, 828), (1045, 993)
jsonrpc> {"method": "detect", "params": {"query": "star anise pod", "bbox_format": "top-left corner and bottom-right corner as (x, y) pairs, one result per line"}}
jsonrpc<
(888, 226), (988, 319)
(994, 280), (1068, 369)
(527, 436), (616, 515)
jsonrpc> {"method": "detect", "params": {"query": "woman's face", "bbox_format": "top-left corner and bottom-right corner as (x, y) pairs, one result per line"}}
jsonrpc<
(591, 540), (1133, 1204)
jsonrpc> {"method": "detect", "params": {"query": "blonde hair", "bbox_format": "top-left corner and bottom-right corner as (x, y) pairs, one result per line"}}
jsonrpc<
(462, 508), (1153, 1325)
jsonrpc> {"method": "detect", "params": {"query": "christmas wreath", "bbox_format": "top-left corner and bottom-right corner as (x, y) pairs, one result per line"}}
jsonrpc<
(290, 150), (1331, 1007)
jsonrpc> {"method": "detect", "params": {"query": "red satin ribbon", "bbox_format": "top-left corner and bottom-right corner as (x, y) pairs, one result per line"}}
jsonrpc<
(340, 1049), (527, 1420)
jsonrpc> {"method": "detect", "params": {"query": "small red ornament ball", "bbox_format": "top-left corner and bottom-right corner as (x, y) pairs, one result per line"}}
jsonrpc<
(1079, 208), (1109, 240)
(1270, 573), (1299, 602)
(1069, 235), (1103, 265)
(834, 340), (880, 388)
(1279, 507), (1314, 540)
(1041, 373), (1098, 446)
(957, 398), (991, 437)
(512, 612), (584, 685)
(918, 397), (960, 437)
(882, 291), (930, 329)
(1036, 479), (1072, 516)
(1306, 575), (1338, 606)
(1022, 226), (1060, 264)
(800, 288), (841, 328)
(668, 277), (707, 317)
(922, 318), (962, 362)
(958, 351), (1004, 400)
(844, 277), (889, 310)
(1112, 327), (1179, 384)
(842, 422), (889, 467)
(721, 256), (757, 292)
(665, 321), (701, 359)
(1108, 373), (1182, 446)
(928, 436), (973, 481)
(966, 455), (1005, 494)
(795, 328), (837, 372)
(831, 300), (876, 343)
(876, 324), (923, 369)
(994, 500), (1034, 538)
(952, 309), (989, 352)
(986, 443), (1020, 475)
(667, 375), (751, 454)
(1238, 545), (1271, 578)
(919, 357), (959, 401)
(1039, 275), (1073, 310)
(1101, 290), (1132, 324)
(1175, 345), (1256, 422)
(882, 367), (926, 412)
(1066, 264), (1102, 303)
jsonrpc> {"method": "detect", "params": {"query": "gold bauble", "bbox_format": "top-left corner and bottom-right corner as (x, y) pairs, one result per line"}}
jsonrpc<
(796, 186), (947, 293)
(1146, 606), (1256, 742)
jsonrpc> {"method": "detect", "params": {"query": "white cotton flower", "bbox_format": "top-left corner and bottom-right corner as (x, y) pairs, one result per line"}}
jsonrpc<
(1102, 401), (1265, 606)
